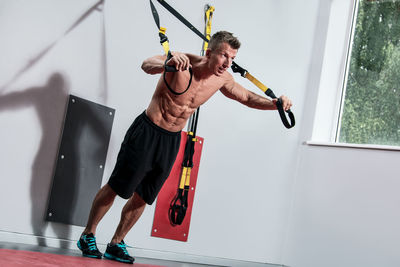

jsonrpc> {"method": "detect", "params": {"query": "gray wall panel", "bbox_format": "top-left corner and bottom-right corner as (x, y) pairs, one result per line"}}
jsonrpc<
(46, 95), (115, 226)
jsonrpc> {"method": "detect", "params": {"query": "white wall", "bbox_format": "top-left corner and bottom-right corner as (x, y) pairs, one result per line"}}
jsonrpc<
(283, 0), (400, 267)
(283, 145), (400, 267)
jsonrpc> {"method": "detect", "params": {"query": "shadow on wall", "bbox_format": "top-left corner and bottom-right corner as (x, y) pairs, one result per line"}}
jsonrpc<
(0, 0), (106, 96)
(0, 73), (72, 247)
(0, 0), (108, 248)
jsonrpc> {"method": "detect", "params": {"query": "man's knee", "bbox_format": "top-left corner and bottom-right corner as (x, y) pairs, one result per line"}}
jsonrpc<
(98, 184), (117, 203)
(132, 193), (147, 208)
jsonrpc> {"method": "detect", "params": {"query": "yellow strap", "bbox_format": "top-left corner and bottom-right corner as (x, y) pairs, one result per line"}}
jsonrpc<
(185, 168), (191, 187)
(161, 41), (170, 56)
(159, 27), (170, 56)
(159, 27), (167, 35)
(179, 167), (192, 189)
(179, 167), (188, 189)
(186, 132), (198, 142)
(244, 72), (269, 93)
(203, 6), (215, 51)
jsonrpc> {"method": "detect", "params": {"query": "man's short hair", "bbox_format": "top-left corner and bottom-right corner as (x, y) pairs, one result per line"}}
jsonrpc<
(208, 31), (241, 51)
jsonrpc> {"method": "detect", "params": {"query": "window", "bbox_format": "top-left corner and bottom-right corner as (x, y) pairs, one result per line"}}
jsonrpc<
(337, 0), (400, 146)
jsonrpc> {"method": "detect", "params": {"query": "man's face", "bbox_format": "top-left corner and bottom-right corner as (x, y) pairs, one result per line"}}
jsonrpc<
(207, 42), (238, 76)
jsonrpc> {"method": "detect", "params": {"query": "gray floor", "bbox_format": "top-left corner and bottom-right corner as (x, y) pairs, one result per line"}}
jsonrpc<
(0, 241), (214, 267)
(0, 241), (284, 267)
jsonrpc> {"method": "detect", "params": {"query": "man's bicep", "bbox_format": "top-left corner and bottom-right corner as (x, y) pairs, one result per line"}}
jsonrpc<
(220, 81), (249, 103)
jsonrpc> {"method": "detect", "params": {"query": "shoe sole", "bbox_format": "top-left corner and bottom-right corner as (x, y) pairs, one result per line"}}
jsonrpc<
(83, 254), (102, 259)
(77, 241), (102, 259)
(104, 252), (134, 264)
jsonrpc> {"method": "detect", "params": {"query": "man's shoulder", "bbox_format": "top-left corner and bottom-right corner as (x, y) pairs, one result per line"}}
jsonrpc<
(186, 53), (203, 62)
(216, 71), (235, 91)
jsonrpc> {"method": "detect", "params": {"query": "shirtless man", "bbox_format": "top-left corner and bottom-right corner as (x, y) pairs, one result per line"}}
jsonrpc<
(77, 31), (292, 264)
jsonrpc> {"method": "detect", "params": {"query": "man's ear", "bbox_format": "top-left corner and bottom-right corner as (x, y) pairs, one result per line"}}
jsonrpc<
(205, 48), (211, 58)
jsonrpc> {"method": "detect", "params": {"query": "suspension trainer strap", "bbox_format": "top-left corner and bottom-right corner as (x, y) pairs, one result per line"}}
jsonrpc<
(169, 5), (213, 226)
(149, 0), (193, 95)
(169, 133), (196, 225)
(231, 62), (295, 129)
(153, 0), (295, 129)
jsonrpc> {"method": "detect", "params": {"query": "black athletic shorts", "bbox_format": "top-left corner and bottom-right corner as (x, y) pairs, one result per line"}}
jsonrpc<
(107, 111), (181, 204)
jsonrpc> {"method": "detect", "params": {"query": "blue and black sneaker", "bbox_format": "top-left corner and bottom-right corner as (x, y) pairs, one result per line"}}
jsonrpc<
(77, 233), (103, 259)
(104, 240), (134, 264)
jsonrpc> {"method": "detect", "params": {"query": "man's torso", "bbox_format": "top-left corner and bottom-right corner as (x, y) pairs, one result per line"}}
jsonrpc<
(146, 59), (231, 132)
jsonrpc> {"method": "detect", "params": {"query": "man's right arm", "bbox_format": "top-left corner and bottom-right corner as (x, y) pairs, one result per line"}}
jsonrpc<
(141, 55), (166, 74)
(141, 52), (193, 75)
(220, 74), (292, 111)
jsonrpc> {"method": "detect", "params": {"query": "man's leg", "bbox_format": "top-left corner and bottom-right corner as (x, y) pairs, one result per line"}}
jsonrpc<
(103, 193), (146, 264)
(84, 184), (117, 235)
(111, 193), (146, 244)
(77, 184), (116, 259)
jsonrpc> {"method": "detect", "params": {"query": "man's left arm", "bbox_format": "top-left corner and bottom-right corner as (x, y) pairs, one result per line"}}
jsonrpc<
(220, 75), (292, 111)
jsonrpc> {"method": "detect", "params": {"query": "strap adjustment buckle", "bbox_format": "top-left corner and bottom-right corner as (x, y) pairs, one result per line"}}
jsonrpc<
(231, 61), (247, 77)
(159, 27), (168, 44)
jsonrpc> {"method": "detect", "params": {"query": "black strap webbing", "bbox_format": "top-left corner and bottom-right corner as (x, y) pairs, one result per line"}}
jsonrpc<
(157, 0), (209, 43)
(264, 88), (296, 129)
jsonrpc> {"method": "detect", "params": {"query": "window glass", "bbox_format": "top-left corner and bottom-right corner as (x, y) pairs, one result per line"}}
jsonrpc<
(337, 0), (400, 146)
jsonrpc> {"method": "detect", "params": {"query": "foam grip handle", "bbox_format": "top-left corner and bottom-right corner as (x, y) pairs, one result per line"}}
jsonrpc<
(164, 64), (178, 72)
(164, 51), (178, 72)
(264, 89), (295, 128)
(276, 98), (295, 129)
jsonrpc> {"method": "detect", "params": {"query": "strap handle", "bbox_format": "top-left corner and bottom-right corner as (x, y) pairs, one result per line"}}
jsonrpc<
(265, 88), (296, 129)
(163, 51), (193, 95)
(169, 188), (188, 225)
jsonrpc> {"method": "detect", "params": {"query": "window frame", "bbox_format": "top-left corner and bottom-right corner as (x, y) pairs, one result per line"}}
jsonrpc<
(307, 0), (400, 151)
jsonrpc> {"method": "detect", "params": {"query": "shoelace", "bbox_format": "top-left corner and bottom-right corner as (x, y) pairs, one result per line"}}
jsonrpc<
(85, 236), (98, 251)
(117, 242), (129, 255)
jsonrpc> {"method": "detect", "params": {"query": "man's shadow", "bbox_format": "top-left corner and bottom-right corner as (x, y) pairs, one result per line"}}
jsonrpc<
(0, 72), (114, 248)
(0, 73), (71, 247)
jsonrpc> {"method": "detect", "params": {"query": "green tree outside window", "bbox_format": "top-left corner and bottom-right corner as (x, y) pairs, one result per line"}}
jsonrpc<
(338, 0), (400, 146)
